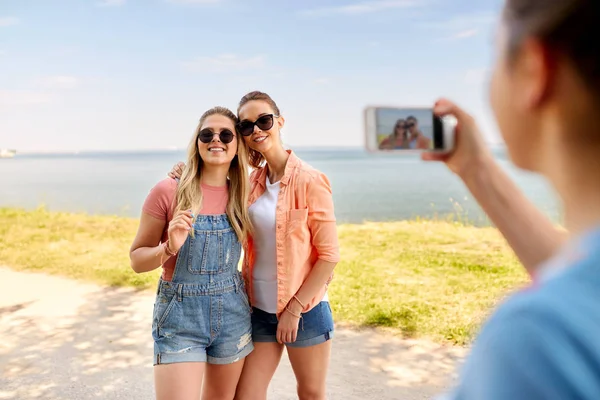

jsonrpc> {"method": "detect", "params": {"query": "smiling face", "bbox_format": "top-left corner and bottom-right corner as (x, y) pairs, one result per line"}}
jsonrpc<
(394, 119), (406, 136)
(406, 117), (418, 134)
(237, 100), (285, 155)
(197, 114), (238, 167)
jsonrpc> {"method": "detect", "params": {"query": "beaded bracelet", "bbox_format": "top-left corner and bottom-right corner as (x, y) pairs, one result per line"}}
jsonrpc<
(285, 306), (302, 319)
(164, 240), (177, 257)
(157, 241), (177, 265)
(292, 295), (305, 309)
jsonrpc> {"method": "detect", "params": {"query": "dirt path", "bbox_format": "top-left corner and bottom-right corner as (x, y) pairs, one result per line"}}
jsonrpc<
(0, 267), (466, 399)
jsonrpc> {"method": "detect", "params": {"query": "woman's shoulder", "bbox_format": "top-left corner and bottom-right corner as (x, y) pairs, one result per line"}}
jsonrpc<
(147, 177), (178, 207)
(151, 177), (178, 194)
(142, 178), (177, 220)
(291, 156), (331, 187)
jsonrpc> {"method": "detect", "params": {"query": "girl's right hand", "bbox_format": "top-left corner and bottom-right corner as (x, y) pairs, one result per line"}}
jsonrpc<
(166, 210), (193, 254)
(167, 162), (186, 180)
(421, 98), (494, 179)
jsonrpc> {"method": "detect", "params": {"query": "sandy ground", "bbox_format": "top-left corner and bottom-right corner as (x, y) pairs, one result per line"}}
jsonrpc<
(0, 267), (466, 399)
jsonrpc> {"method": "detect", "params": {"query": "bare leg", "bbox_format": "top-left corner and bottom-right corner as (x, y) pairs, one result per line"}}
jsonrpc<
(154, 362), (205, 400)
(202, 358), (246, 400)
(287, 341), (332, 400)
(234, 342), (284, 400)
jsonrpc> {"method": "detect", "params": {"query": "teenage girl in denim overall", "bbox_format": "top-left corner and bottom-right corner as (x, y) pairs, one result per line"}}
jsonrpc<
(130, 106), (253, 400)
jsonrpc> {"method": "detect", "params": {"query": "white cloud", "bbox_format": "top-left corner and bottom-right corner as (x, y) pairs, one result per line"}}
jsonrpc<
(451, 29), (478, 39)
(97, 0), (126, 7)
(182, 54), (266, 73)
(464, 68), (489, 85)
(314, 78), (330, 85)
(423, 11), (497, 40)
(424, 12), (496, 31)
(167, 0), (221, 4)
(0, 16), (20, 27)
(53, 46), (79, 56)
(38, 76), (81, 89)
(0, 90), (53, 106)
(299, 0), (423, 17)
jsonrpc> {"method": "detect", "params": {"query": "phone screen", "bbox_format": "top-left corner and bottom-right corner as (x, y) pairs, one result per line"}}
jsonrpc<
(365, 107), (438, 152)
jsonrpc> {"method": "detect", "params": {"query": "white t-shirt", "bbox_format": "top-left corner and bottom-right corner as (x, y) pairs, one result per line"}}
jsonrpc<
(249, 176), (280, 313)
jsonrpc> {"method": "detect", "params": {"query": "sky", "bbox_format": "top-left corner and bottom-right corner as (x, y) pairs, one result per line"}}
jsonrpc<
(0, 0), (505, 153)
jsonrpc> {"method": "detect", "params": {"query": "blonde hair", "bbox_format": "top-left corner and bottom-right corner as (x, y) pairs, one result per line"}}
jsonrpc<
(174, 106), (252, 244)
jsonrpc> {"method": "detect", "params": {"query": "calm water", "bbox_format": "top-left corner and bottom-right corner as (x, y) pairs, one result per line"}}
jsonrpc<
(0, 148), (561, 225)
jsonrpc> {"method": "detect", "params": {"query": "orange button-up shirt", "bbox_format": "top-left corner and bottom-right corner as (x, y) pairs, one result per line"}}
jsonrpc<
(242, 150), (340, 316)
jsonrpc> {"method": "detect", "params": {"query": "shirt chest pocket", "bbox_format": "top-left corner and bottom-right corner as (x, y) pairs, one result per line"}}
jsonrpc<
(286, 208), (309, 241)
(288, 208), (308, 222)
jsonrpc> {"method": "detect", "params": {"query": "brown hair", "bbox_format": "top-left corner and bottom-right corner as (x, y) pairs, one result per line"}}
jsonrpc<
(504, 0), (600, 98)
(237, 91), (282, 169)
(175, 106), (252, 245)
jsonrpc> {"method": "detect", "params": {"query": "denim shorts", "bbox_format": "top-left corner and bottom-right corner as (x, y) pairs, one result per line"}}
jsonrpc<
(152, 275), (254, 365)
(251, 301), (334, 348)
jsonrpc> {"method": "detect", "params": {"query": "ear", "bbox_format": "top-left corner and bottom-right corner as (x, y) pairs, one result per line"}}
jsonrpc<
(518, 38), (554, 110)
(277, 115), (285, 130)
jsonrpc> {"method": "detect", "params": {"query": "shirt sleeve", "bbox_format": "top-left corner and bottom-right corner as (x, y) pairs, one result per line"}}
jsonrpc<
(450, 308), (578, 400)
(306, 171), (340, 263)
(142, 178), (176, 221)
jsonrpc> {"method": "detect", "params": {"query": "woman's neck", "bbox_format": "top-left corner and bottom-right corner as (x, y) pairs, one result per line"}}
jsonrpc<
(546, 145), (600, 236)
(263, 145), (290, 183)
(200, 165), (229, 187)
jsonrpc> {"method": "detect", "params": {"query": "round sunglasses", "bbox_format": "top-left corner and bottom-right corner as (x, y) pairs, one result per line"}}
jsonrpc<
(197, 129), (235, 144)
(236, 114), (277, 137)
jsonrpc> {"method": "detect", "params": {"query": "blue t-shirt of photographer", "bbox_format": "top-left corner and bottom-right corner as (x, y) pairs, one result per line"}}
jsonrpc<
(444, 226), (600, 400)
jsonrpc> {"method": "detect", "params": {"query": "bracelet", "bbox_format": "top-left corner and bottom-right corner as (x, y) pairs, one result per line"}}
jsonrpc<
(285, 306), (302, 319)
(164, 240), (177, 257)
(157, 241), (177, 266)
(292, 295), (305, 309)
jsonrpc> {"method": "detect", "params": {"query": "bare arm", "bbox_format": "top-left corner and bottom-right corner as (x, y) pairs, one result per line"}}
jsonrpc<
(129, 213), (171, 274)
(462, 156), (567, 274)
(423, 99), (567, 276)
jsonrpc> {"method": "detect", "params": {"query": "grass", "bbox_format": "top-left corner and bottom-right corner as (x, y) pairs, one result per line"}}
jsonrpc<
(0, 206), (529, 345)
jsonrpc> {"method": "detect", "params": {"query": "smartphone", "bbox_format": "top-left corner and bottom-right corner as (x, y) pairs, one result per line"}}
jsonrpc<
(364, 105), (456, 154)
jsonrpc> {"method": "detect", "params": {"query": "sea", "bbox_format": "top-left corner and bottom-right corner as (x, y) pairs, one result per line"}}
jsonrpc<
(0, 148), (561, 226)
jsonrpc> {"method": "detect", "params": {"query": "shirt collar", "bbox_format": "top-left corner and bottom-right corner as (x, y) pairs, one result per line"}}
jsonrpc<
(254, 150), (300, 188)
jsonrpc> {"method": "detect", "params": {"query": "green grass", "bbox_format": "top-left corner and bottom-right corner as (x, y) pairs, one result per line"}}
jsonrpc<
(0, 206), (529, 345)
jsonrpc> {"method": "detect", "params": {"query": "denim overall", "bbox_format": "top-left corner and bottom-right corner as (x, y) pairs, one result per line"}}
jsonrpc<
(152, 214), (254, 365)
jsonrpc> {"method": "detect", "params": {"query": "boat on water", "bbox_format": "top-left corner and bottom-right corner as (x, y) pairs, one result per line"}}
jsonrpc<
(0, 149), (17, 159)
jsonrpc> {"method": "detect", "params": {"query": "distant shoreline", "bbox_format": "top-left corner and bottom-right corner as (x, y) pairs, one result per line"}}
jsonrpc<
(8, 144), (508, 157)
(7, 146), (363, 157)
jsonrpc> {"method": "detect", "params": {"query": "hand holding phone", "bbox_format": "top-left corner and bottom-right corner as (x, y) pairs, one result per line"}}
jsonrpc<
(420, 99), (493, 178)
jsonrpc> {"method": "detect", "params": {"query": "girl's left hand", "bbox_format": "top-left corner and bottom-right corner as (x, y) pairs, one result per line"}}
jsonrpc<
(277, 309), (301, 344)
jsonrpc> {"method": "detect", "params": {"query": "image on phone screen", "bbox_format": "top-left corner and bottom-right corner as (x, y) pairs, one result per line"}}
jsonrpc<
(365, 107), (436, 152)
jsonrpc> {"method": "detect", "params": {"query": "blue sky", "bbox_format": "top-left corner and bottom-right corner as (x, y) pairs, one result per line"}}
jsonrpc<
(0, 0), (504, 153)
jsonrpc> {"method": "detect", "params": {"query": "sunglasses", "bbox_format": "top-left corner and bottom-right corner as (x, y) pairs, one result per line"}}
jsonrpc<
(197, 129), (235, 144)
(236, 114), (277, 137)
